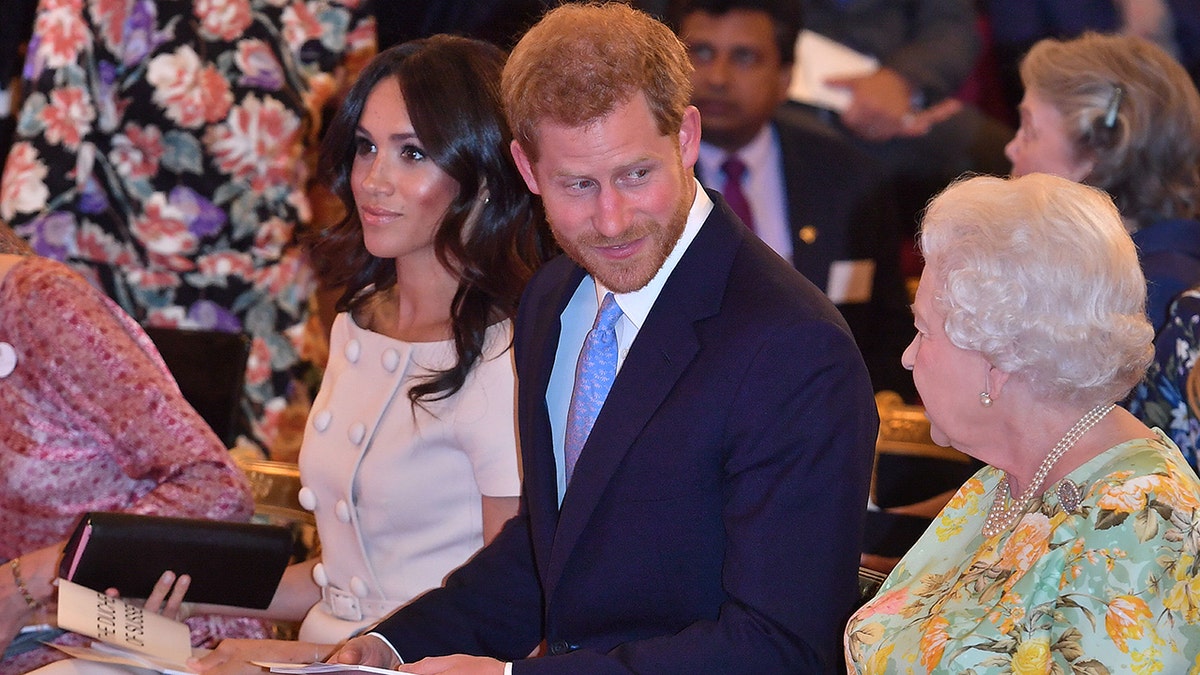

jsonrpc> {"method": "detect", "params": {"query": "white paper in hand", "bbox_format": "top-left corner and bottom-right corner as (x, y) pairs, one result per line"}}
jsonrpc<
(788, 30), (879, 113)
(56, 578), (193, 665)
(255, 662), (412, 675)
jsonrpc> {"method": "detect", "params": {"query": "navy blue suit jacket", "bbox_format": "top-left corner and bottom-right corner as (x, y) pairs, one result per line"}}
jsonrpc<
(698, 114), (915, 397)
(370, 191), (877, 673)
(776, 113), (914, 397)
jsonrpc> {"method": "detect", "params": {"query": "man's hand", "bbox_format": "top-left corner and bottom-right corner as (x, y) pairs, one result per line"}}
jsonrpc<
(189, 638), (334, 675)
(402, 655), (506, 674)
(329, 634), (402, 669)
(826, 67), (958, 141)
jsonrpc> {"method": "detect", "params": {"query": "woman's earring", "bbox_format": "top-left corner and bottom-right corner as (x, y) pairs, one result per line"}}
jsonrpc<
(979, 391), (993, 407)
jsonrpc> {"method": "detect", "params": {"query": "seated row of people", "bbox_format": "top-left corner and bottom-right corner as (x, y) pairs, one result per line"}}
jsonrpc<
(4, 2), (1200, 674)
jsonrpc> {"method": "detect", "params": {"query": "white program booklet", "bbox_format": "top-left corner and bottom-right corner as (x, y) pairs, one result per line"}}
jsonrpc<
(255, 662), (416, 675)
(788, 30), (880, 113)
(55, 578), (196, 673)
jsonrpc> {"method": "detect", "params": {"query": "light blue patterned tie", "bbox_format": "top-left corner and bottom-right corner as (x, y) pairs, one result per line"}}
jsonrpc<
(564, 292), (623, 484)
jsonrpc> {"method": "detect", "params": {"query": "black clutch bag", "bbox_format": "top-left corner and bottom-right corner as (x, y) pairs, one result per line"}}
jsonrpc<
(57, 512), (293, 609)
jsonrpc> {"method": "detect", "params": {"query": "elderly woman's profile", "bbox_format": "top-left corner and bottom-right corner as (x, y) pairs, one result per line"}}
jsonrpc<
(845, 173), (1200, 673)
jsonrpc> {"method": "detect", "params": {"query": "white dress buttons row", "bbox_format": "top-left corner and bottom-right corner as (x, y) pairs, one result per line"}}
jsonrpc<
(343, 338), (403, 371)
(310, 562), (370, 599)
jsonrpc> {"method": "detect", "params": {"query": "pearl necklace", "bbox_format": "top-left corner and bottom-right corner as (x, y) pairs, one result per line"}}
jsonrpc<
(982, 403), (1114, 537)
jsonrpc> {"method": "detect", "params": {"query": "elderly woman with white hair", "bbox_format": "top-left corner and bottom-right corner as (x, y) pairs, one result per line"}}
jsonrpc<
(845, 174), (1200, 673)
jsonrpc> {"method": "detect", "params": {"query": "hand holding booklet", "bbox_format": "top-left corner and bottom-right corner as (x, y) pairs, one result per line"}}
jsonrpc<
(54, 580), (412, 675)
(54, 578), (197, 674)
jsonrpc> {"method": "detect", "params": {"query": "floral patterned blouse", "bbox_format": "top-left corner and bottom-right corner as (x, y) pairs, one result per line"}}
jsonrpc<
(846, 431), (1200, 674)
(0, 0), (373, 452)
(1126, 290), (1200, 473)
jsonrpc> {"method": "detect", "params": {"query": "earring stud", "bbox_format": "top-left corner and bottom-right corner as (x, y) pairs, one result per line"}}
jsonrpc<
(979, 391), (993, 407)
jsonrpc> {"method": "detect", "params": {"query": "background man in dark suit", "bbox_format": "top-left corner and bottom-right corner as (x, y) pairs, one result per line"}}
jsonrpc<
(331, 4), (877, 673)
(672, 0), (915, 398)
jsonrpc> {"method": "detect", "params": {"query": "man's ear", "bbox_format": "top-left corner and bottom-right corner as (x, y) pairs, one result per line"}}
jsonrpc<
(510, 140), (541, 195)
(678, 105), (701, 171)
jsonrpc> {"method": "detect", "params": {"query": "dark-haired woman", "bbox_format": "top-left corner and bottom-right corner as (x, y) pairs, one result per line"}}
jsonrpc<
(162, 35), (550, 674)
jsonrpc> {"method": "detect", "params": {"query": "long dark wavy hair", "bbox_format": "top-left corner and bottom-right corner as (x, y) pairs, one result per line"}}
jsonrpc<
(310, 35), (550, 404)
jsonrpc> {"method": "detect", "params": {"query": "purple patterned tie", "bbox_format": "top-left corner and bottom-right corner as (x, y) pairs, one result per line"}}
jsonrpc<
(721, 156), (755, 233)
(564, 293), (623, 484)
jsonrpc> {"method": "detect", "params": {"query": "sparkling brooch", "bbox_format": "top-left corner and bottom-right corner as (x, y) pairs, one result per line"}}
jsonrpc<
(1056, 479), (1083, 514)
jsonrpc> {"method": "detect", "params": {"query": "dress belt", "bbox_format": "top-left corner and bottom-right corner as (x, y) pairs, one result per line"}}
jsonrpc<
(320, 585), (396, 622)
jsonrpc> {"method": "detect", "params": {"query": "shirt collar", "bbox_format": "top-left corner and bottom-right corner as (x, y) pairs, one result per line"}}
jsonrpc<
(697, 122), (774, 179)
(593, 180), (713, 330)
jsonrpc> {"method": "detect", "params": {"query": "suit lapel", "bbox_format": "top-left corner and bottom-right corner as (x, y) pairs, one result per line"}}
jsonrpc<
(775, 120), (815, 282)
(775, 116), (843, 293)
(544, 196), (744, 592)
(521, 262), (587, 582)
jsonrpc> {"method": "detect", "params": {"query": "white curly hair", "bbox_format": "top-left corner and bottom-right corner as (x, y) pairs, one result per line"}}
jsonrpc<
(918, 173), (1154, 406)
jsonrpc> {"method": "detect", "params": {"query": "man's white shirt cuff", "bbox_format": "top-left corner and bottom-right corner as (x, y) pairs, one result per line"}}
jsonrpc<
(364, 632), (403, 664)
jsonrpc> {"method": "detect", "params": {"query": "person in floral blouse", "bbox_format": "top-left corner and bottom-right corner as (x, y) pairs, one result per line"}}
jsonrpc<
(1126, 290), (1200, 474)
(0, 0), (374, 454)
(846, 174), (1200, 674)
(0, 222), (269, 674)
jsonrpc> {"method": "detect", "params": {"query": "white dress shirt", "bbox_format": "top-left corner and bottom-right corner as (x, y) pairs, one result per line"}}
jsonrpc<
(546, 182), (713, 502)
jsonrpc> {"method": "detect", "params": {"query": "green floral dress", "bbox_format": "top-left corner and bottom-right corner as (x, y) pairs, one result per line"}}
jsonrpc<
(846, 431), (1200, 674)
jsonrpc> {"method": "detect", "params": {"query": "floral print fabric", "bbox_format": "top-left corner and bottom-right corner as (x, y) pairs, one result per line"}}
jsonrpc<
(0, 0), (373, 451)
(846, 432), (1200, 674)
(1126, 290), (1200, 473)
(0, 255), (268, 673)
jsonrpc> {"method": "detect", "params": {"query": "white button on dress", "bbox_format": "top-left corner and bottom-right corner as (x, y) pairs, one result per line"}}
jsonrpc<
(344, 339), (361, 363)
(313, 409), (332, 432)
(298, 486), (317, 511)
(348, 422), (366, 445)
(312, 562), (329, 587)
(335, 499), (352, 523)
(382, 348), (400, 373)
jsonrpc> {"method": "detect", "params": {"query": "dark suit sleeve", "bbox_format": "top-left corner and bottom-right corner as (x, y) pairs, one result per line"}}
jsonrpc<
(774, 114), (915, 398)
(517, 315), (877, 673)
